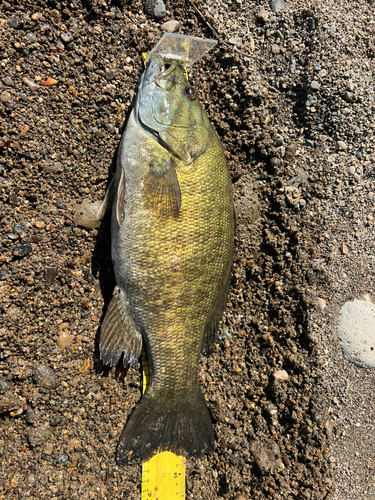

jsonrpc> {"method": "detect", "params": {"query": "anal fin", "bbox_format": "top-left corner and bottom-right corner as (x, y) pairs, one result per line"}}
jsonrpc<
(100, 286), (142, 368)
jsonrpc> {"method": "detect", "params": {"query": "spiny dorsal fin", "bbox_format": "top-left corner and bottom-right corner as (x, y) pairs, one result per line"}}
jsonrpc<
(144, 158), (181, 218)
(100, 286), (142, 368)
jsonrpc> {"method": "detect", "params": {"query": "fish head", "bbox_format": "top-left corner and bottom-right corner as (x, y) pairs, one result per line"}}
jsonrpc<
(136, 54), (212, 163)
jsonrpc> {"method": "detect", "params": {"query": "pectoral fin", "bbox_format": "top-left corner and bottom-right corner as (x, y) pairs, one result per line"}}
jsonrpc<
(116, 170), (126, 225)
(96, 175), (116, 220)
(144, 158), (181, 218)
(100, 286), (142, 368)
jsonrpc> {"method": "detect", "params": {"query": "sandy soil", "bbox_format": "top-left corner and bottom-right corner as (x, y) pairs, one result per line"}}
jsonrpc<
(0, 0), (374, 498)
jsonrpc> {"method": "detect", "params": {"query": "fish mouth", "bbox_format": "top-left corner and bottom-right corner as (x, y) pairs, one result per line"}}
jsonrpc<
(142, 55), (179, 91)
(154, 60), (179, 90)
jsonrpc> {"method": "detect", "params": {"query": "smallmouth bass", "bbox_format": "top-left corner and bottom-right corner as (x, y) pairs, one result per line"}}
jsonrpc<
(99, 54), (235, 464)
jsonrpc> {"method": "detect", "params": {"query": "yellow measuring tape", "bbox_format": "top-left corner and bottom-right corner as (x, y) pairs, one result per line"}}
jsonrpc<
(141, 348), (186, 500)
(139, 51), (186, 500)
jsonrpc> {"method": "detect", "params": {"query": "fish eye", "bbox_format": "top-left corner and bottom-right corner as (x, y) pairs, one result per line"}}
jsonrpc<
(185, 86), (196, 100)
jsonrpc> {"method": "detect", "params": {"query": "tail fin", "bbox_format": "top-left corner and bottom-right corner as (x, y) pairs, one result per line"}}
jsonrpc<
(116, 389), (215, 464)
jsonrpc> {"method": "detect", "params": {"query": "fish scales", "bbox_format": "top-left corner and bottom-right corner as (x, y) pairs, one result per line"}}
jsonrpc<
(99, 55), (235, 464)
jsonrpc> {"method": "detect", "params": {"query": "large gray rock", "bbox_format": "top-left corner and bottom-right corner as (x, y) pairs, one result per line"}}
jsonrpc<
(145, 0), (167, 19)
(337, 294), (375, 368)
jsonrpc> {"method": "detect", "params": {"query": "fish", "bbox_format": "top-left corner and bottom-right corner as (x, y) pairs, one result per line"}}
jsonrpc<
(98, 54), (235, 464)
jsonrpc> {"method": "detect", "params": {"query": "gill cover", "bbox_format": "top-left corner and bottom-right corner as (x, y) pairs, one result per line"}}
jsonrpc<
(135, 54), (211, 163)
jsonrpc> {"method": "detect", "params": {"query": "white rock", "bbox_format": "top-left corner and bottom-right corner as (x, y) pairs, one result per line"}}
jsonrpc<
(337, 140), (347, 151)
(273, 370), (289, 382)
(160, 20), (180, 33)
(317, 298), (327, 310)
(337, 294), (375, 368)
(270, 0), (286, 13)
(73, 200), (102, 229)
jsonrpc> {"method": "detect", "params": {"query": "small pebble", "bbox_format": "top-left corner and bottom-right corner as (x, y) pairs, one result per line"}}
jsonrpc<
(0, 91), (12, 103)
(270, 157), (281, 166)
(23, 78), (39, 90)
(289, 59), (296, 73)
(67, 438), (81, 449)
(98, 106), (109, 117)
(34, 364), (59, 390)
(61, 32), (73, 44)
(222, 326), (232, 341)
(3, 76), (14, 87)
(43, 442), (54, 455)
(50, 415), (64, 426)
(317, 298), (327, 310)
(306, 95), (317, 107)
(160, 20), (180, 33)
(28, 423), (52, 447)
(57, 324), (73, 350)
(13, 244), (32, 258)
(305, 139), (314, 148)
(348, 166), (356, 175)
(310, 81), (321, 90)
(25, 33), (37, 43)
(0, 393), (21, 414)
(256, 10), (271, 24)
(45, 266), (57, 285)
(44, 161), (64, 174)
(34, 220), (46, 229)
(273, 370), (289, 382)
(230, 453), (240, 465)
(10, 477), (18, 488)
(25, 407), (36, 424)
(342, 107), (351, 116)
(337, 140), (347, 151)
(105, 68), (119, 81)
(7, 15), (20, 29)
(270, 0), (286, 13)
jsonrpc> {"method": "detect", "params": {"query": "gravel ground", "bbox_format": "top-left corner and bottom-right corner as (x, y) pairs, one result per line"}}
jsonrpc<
(0, 0), (374, 499)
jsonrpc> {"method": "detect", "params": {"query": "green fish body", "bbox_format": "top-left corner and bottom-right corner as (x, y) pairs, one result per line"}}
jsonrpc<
(99, 55), (235, 464)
